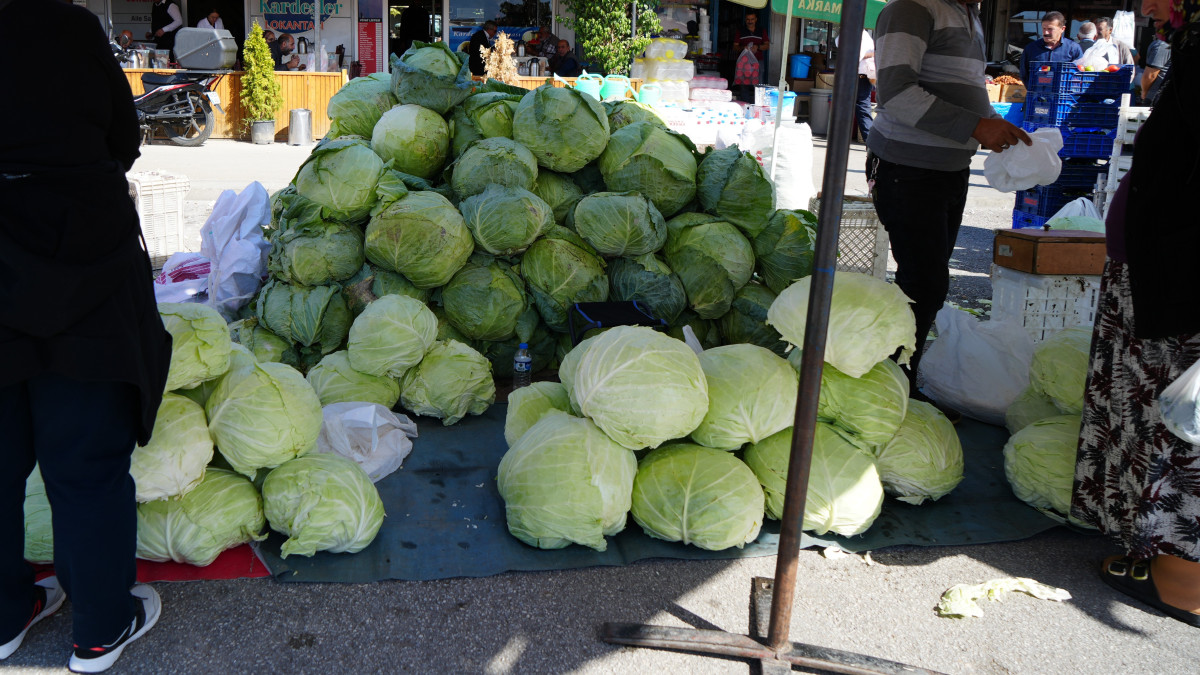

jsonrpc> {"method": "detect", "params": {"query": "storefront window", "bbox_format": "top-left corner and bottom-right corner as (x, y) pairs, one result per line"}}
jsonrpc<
(447, 0), (551, 52)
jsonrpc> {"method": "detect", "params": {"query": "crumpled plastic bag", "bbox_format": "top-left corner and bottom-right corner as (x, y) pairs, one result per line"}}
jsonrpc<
(315, 402), (419, 482)
(937, 577), (1072, 618)
(983, 127), (1063, 192)
(153, 252), (210, 304)
(920, 304), (1036, 426)
(1076, 39), (1119, 69)
(1046, 197), (1105, 231)
(200, 183), (272, 320)
(1160, 358), (1200, 445)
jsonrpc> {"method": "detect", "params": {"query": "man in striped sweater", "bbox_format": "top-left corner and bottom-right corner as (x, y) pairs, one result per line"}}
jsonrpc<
(866, 0), (1030, 416)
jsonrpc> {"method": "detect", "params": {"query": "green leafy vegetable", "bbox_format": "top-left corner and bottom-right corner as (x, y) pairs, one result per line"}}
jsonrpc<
(130, 393), (214, 502)
(135, 468), (267, 566)
(263, 453), (385, 558)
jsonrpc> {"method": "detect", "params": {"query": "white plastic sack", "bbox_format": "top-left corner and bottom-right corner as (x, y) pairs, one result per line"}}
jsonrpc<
(316, 402), (419, 483)
(983, 128), (1063, 192)
(714, 123), (743, 150)
(1113, 12), (1136, 48)
(1160, 359), (1200, 445)
(200, 182), (272, 320)
(767, 122), (817, 210)
(1076, 39), (1119, 69)
(153, 252), (210, 304)
(921, 304), (1037, 426)
(1046, 198), (1105, 231)
(739, 119), (776, 169)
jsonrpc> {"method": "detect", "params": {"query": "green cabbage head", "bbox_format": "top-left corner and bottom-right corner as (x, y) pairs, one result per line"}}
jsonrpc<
(255, 279), (351, 356)
(520, 226), (609, 332)
(607, 254), (687, 325)
(1005, 385), (1062, 435)
(599, 121), (697, 217)
(459, 184), (552, 255)
(130, 393), (214, 502)
(753, 209), (817, 294)
(206, 361), (323, 478)
(532, 169), (584, 224)
(229, 319), (298, 367)
(293, 138), (386, 223)
(572, 192), (667, 258)
(718, 283), (787, 355)
(696, 147), (775, 237)
(390, 42), (474, 115)
(768, 272), (916, 378)
(450, 137), (539, 198)
(605, 100), (667, 132)
(305, 350), (401, 408)
(743, 425), (884, 536)
(364, 190), (474, 289)
(1002, 414), (1081, 515)
(400, 339), (495, 425)
(1029, 327), (1092, 415)
(664, 213), (755, 319)
(875, 400), (964, 505)
(326, 71), (397, 139)
(268, 202), (365, 287)
(371, 103), (450, 179)
(135, 468), (267, 566)
(512, 85), (610, 172)
(442, 255), (528, 341)
(346, 294), (438, 378)
(160, 302), (232, 391)
(342, 264), (430, 317)
(631, 443), (764, 550)
(23, 466), (53, 564)
(504, 381), (573, 446)
(788, 351), (910, 451)
(497, 412), (636, 550)
(692, 344), (797, 450)
(564, 326), (709, 450)
(263, 453), (385, 558)
(462, 91), (522, 138)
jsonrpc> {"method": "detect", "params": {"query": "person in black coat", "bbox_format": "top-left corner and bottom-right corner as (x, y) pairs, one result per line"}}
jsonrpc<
(468, 21), (498, 76)
(0, 1), (172, 670)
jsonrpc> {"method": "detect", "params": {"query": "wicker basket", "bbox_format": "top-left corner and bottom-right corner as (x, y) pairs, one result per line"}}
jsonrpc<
(807, 195), (889, 280)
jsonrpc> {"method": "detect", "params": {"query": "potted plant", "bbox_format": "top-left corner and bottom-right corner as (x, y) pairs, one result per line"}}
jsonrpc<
(241, 23), (283, 144)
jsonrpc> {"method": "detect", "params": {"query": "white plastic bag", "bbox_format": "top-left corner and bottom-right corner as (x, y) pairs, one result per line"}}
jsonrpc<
(1113, 11), (1136, 48)
(1076, 39), (1119, 68)
(153, 252), (210, 304)
(1046, 197), (1105, 231)
(983, 127), (1063, 192)
(767, 122), (817, 210)
(200, 182), (272, 320)
(1159, 359), (1200, 445)
(316, 402), (419, 482)
(920, 304), (1037, 426)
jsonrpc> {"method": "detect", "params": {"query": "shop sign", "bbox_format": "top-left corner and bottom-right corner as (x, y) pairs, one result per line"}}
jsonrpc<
(768, 0), (884, 27)
(261, 1), (347, 33)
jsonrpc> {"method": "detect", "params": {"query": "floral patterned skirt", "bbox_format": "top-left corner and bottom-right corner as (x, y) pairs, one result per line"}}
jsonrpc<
(1071, 260), (1200, 562)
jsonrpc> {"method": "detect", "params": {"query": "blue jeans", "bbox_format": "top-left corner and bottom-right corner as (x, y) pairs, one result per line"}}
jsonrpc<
(855, 75), (874, 143)
(0, 375), (139, 648)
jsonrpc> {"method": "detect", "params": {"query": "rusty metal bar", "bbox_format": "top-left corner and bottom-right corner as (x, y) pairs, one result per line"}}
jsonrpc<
(767, 0), (868, 654)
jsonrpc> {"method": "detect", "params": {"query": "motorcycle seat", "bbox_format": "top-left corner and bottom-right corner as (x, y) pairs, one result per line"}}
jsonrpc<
(141, 72), (200, 86)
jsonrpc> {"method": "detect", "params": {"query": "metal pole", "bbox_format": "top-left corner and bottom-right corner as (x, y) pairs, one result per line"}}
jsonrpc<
(765, 0), (866, 653)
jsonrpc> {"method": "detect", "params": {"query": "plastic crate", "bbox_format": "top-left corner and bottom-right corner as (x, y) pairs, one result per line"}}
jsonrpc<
(1027, 62), (1135, 96)
(808, 195), (889, 280)
(991, 102), (1026, 125)
(128, 171), (189, 268)
(1011, 210), (1049, 230)
(1023, 123), (1117, 159)
(1022, 92), (1120, 128)
(1055, 160), (1107, 189)
(1014, 185), (1075, 218)
(990, 264), (1100, 342)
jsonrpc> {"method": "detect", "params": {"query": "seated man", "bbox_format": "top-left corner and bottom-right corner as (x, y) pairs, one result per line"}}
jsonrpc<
(533, 25), (558, 59)
(270, 33), (301, 71)
(550, 39), (581, 77)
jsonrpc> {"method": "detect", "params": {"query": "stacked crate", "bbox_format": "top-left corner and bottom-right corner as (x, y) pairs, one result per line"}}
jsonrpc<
(1012, 63), (1134, 229)
(1096, 95), (1151, 217)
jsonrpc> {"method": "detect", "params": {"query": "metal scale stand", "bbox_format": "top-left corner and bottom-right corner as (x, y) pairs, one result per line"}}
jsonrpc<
(601, 3), (940, 673)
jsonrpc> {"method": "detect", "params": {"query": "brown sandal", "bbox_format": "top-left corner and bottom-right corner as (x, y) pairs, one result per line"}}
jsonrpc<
(1100, 556), (1200, 628)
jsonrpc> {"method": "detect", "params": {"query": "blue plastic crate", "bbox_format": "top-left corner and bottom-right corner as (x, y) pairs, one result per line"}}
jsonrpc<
(1026, 62), (1135, 96)
(1012, 210), (1049, 229)
(1023, 92), (1120, 128)
(1014, 185), (1075, 218)
(992, 101), (1025, 125)
(1023, 123), (1117, 159)
(1054, 161), (1106, 189)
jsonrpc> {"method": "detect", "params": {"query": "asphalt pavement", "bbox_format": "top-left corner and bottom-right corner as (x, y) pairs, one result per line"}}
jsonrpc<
(7, 137), (1195, 675)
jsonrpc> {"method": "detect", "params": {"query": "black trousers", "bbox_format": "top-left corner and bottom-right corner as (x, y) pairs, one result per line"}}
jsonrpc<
(867, 152), (969, 388)
(1, 374), (138, 647)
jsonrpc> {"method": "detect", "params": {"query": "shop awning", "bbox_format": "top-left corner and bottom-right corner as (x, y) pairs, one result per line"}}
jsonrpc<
(723, 0), (886, 30)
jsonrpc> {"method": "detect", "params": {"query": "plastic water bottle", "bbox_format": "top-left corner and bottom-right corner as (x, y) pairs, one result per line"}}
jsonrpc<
(513, 343), (533, 389)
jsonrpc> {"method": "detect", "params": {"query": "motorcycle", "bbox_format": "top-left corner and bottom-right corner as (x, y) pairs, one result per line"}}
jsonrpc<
(110, 30), (224, 147)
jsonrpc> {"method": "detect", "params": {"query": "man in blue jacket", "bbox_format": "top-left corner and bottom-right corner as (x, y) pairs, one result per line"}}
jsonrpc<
(1020, 11), (1083, 84)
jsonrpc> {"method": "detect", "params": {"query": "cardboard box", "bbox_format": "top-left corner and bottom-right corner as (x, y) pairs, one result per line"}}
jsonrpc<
(993, 229), (1106, 275)
(1001, 84), (1027, 102)
(787, 78), (815, 93)
(986, 83), (1002, 102)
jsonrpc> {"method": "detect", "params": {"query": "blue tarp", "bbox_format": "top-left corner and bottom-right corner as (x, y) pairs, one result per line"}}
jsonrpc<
(256, 405), (1060, 583)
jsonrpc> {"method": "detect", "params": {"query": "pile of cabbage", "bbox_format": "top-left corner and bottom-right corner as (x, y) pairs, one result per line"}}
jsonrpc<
(496, 274), (967, 553)
(22, 302), (386, 567)
(1002, 327), (1092, 522)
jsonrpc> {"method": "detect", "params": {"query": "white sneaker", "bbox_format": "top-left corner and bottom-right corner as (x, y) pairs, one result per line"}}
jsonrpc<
(0, 576), (66, 660)
(67, 583), (161, 674)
